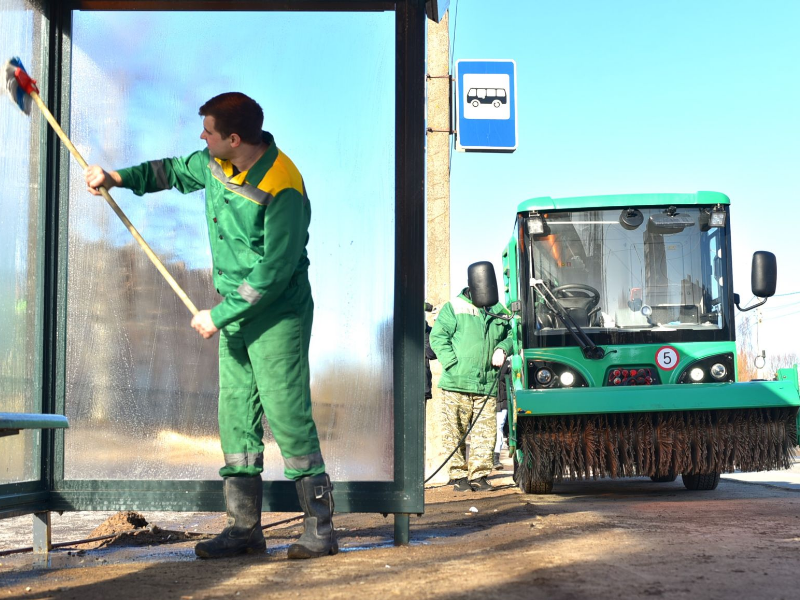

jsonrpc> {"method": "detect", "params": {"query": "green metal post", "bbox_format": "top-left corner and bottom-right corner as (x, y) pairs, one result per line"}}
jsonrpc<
(394, 513), (410, 545)
(32, 511), (51, 554)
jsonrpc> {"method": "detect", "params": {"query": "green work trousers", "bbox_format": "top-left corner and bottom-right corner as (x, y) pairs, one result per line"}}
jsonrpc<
(217, 277), (325, 480)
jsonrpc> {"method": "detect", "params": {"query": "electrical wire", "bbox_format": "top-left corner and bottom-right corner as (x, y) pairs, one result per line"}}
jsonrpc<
(449, 0), (460, 88)
(759, 308), (800, 321)
(448, 0), (460, 175)
(760, 299), (800, 312)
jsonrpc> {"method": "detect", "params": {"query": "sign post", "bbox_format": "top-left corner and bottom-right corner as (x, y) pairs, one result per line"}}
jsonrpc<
(455, 59), (517, 152)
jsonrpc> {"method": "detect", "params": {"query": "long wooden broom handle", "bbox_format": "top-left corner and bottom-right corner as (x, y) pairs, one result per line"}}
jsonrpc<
(30, 90), (199, 316)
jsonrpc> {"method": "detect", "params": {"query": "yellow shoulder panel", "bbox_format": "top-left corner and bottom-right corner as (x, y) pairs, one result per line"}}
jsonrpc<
(257, 150), (304, 196)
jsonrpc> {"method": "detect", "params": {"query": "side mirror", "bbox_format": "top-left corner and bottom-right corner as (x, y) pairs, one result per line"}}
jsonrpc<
(467, 261), (498, 308)
(751, 251), (777, 298)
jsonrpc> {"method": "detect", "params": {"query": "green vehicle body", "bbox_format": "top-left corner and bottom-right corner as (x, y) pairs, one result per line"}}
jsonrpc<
(502, 191), (800, 476)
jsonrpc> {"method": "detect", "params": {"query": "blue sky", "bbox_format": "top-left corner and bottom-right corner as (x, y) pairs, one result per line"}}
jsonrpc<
(447, 0), (800, 357)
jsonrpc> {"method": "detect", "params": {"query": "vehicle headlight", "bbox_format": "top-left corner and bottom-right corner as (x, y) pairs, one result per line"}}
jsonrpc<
(535, 368), (554, 386)
(560, 371), (575, 387)
(689, 367), (705, 382)
(529, 360), (588, 389)
(710, 363), (727, 380)
(677, 353), (735, 384)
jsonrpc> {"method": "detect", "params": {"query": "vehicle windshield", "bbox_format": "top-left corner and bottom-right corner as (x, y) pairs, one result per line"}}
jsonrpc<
(528, 207), (729, 339)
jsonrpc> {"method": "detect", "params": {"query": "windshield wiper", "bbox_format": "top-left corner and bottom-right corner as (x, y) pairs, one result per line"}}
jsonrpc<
(531, 278), (606, 360)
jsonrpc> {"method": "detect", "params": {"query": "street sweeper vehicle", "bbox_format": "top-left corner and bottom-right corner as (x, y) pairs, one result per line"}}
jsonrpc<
(486, 191), (799, 494)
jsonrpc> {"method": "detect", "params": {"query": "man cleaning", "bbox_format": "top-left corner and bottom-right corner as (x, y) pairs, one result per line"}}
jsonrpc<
(84, 92), (337, 560)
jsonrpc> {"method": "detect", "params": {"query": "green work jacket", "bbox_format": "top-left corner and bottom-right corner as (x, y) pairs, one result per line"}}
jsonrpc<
(117, 132), (310, 329)
(429, 290), (513, 396)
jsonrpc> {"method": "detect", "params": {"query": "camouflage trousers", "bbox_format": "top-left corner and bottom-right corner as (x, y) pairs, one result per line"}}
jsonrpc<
(440, 389), (497, 481)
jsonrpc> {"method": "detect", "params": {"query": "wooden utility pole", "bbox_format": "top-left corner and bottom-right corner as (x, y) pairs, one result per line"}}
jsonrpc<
(425, 11), (451, 484)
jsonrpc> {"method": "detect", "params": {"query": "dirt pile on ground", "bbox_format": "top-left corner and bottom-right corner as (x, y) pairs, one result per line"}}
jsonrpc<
(88, 511), (148, 538)
(83, 511), (210, 550)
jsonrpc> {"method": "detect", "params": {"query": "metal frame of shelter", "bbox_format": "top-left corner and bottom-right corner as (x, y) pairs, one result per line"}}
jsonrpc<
(0, 0), (426, 547)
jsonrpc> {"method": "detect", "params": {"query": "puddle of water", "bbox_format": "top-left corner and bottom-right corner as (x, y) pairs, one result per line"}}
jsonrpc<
(0, 535), (432, 574)
(339, 540), (429, 552)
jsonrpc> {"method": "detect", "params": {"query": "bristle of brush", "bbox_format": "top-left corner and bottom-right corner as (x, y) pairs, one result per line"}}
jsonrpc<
(4, 57), (32, 115)
(514, 408), (798, 491)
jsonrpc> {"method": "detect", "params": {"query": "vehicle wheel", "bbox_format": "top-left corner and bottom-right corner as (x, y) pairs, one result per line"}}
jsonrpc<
(650, 473), (678, 483)
(681, 472), (720, 490)
(513, 454), (554, 494)
(471, 100), (480, 107)
(492, 100), (501, 108)
(523, 478), (554, 494)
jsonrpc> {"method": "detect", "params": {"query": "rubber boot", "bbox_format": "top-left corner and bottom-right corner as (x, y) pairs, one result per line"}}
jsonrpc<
(195, 475), (266, 559)
(287, 473), (339, 559)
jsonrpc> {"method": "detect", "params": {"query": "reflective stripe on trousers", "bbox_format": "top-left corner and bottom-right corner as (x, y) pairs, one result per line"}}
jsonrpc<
(217, 280), (325, 480)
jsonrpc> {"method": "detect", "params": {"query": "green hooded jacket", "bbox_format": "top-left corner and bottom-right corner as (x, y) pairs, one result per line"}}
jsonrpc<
(116, 132), (309, 329)
(429, 289), (513, 396)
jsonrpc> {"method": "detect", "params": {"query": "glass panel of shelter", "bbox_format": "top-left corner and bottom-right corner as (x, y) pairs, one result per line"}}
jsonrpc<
(63, 10), (396, 483)
(0, 0), (45, 486)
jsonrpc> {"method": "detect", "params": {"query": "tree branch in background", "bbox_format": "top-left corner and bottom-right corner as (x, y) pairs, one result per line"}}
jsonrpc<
(736, 312), (759, 381)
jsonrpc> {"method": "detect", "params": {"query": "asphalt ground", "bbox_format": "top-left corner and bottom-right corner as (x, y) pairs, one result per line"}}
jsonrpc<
(1, 457), (800, 599)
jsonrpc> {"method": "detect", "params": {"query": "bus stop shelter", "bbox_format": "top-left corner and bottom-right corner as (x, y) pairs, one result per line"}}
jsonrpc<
(0, 0), (427, 551)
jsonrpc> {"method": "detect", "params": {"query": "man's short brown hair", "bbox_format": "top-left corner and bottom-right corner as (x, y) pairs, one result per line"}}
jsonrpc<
(199, 92), (264, 145)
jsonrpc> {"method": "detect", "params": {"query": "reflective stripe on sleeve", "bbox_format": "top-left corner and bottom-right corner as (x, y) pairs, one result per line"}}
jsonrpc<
(149, 160), (170, 191)
(237, 281), (263, 305)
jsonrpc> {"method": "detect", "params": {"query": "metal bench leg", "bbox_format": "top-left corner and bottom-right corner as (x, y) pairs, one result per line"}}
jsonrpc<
(33, 511), (51, 554)
(393, 513), (409, 546)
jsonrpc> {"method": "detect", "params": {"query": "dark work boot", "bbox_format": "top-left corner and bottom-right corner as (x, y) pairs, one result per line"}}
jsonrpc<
(452, 477), (472, 492)
(195, 475), (266, 559)
(493, 452), (503, 470)
(471, 476), (493, 492)
(287, 473), (339, 559)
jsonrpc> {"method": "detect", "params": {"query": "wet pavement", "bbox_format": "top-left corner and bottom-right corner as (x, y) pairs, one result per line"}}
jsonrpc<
(2, 457), (800, 576)
(2, 463), (800, 600)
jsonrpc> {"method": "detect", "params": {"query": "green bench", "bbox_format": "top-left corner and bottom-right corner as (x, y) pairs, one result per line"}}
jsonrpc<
(0, 412), (69, 437)
(0, 412), (69, 554)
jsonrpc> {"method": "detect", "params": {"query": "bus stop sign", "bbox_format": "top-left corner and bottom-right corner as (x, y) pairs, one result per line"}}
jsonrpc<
(455, 59), (517, 152)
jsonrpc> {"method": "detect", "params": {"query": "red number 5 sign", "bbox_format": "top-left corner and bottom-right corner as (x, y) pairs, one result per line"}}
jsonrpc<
(656, 346), (679, 371)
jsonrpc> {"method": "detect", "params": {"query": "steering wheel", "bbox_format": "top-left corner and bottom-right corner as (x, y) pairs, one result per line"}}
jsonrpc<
(552, 284), (601, 308)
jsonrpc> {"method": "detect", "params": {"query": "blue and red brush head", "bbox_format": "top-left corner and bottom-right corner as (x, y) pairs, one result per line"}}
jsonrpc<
(4, 56), (39, 115)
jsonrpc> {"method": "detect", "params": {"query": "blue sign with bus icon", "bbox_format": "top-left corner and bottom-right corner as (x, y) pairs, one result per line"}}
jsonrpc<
(456, 59), (517, 152)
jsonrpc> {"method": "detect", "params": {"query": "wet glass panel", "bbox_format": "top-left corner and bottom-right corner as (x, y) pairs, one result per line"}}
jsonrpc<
(64, 11), (395, 481)
(0, 1), (44, 485)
